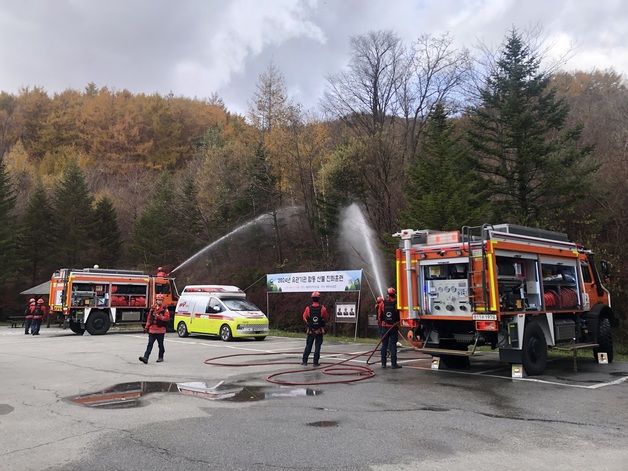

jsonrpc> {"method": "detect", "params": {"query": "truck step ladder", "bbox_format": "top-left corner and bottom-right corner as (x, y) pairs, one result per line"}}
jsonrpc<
(462, 225), (492, 313)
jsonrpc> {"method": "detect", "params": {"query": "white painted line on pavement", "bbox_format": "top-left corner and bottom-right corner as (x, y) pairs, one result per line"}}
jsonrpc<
(405, 364), (628, 390)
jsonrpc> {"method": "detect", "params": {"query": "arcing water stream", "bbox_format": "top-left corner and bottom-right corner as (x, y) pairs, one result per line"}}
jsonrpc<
(170, 213), (273, 274)
(338, 203), (386, 298)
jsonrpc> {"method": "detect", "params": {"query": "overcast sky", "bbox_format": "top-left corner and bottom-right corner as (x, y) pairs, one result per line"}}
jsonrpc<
(1, 0), (627, 114)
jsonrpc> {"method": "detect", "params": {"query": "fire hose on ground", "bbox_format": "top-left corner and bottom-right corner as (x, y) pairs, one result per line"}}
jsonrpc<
(203, 324), (428, 386)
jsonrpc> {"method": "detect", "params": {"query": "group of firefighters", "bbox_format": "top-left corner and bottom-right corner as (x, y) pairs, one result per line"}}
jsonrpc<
(300, 287), (402, 369)
(23, 286), (402, 369)
(23, 297), (47, 335)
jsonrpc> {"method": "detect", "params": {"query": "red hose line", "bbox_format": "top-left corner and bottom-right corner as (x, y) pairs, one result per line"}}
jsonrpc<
(203, 325), (418, 386)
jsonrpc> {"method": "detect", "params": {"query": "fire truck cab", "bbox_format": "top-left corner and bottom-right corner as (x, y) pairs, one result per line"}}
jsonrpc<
(395, 224), (616, 375)
(49, 267), (179, 335)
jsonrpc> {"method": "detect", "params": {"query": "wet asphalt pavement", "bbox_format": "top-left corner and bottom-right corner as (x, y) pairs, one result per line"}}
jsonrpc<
(0, 326), (627, 470)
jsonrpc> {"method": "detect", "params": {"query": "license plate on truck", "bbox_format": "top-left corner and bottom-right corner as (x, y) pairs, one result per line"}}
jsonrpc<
(473, 314), (497, 320)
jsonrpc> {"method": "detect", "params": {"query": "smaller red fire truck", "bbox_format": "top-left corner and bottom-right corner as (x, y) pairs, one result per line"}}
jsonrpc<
(49, 266), (179, 335)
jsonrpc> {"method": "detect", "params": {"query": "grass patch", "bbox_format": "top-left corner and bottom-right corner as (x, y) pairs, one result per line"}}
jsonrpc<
(269, 328), (381, 345)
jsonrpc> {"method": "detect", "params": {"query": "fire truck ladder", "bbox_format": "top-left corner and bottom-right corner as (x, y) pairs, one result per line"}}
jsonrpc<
(462, 225), (492, 313)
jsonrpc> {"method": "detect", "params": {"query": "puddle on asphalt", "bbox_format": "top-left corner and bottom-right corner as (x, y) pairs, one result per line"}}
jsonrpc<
(0, 404), (14, 415)
(65, 381), (320, 408)
(307, 420), (338, 427)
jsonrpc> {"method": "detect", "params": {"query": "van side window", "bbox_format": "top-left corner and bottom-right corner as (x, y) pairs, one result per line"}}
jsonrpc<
(207, 297), (223, 313)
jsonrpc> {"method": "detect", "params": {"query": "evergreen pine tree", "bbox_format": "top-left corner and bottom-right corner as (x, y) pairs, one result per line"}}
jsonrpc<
(51, 159), (95, 267)
(402, 104), (488, 230)
(130, 174), (178, 270)
(93, 196), (122, 268)
(468, 29), (594, 226)
(0, 158), (17, 285)
(18, 181), (55, 284)
(175, 176), (207, 261)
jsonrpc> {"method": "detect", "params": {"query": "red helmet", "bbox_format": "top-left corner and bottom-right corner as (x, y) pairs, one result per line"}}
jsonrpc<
(156, 294), (165, 301)
(311, 291), (320, 298)
(387, 287), (396, 296)
(37, 298), (45, 304)
(29, 298), (36, 304)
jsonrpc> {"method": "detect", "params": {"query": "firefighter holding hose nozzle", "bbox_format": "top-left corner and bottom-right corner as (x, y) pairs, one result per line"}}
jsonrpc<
(378, 287), (402, 369)
(301, 291), (329, 367)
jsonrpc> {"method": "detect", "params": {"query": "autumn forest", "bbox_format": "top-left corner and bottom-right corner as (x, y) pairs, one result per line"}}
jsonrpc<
(0, 29), (626, 335)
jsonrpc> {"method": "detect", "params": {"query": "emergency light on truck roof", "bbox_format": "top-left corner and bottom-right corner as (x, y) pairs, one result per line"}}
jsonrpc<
(182, 285), (243, 294)
(426, 231), (460, 245)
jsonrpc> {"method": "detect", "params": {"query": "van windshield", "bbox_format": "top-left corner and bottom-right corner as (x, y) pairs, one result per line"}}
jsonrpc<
(221, 298), (260, 312)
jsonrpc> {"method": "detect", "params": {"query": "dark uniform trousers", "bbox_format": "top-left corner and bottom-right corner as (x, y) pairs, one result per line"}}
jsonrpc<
(380, 325), (399, 366)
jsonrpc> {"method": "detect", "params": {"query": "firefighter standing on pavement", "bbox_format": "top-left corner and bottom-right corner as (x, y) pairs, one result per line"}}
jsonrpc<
(301, 291), (329, 366)
(378, 287), (402, 369)
(30, 298), (46, 335)
(139, 294), (170, 364)
(24, 298), (36, 335)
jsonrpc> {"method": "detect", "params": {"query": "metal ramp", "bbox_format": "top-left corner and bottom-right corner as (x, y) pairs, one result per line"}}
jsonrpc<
(418, 347), (475, 357)
(552, 342), (599, 372)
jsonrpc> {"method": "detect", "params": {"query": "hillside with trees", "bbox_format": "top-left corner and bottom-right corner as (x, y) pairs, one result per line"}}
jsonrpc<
(0, 29), (626, 339)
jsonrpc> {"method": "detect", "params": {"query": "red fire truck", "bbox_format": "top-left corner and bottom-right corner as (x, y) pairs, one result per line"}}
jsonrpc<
(49, 267), (179, 335)
(394, 224), (616, 375)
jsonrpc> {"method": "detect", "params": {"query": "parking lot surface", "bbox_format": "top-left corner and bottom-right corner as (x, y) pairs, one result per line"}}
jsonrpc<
(1, 326), (627, 470)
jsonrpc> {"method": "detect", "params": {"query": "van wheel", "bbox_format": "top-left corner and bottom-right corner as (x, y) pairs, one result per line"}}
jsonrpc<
(86, 311), (111, 335)
(220, 324), (233, 342)
(593, 317), (613, 363)
(522, 321), (547, 375)
(177, 321), (189, 338)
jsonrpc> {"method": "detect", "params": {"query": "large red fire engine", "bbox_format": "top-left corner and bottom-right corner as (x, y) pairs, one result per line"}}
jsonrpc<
(394, 224), (616, 375)
(49, 267), (178, 335)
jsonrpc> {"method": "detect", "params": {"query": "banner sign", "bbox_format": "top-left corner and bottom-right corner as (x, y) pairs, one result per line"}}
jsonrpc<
(335, 302), (357, 323)
(267, 270), (362, 293)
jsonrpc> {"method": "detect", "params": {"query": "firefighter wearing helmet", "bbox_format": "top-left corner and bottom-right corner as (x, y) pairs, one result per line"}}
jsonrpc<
(139, 293), (170, 364)
(377, 287), (401, 368)
(24, 298), (36, 335)
(301, 291), (329, 366)
(30, 298), (47, 335)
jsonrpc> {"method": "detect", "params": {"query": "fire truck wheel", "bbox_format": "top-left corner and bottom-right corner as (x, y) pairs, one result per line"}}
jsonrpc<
(177, 321), (189, 338)
(593, 317), (613, 363)
(253, 336), (266, 341)
(86, 311), (111, 335)
(220, 324), (233, 342)
(522, 321), (547, 375)
(69, 320), (85, 335)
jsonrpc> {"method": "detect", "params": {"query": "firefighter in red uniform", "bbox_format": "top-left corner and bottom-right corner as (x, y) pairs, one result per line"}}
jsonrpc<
(139, 294), (170, 364)
(24, 298), (36, 334)
(30, 298), (46, 335)
(377, 287), (402, 369)
(301, 291), (329, 366)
